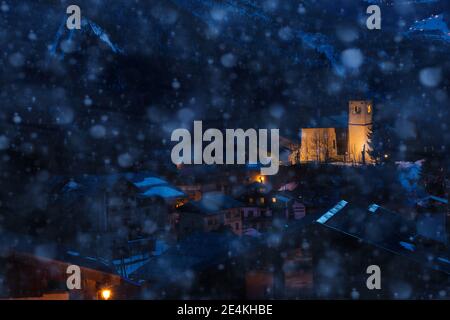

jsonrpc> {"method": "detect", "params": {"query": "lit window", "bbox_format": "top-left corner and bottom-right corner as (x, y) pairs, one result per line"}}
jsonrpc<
(260, 197), (265, 204)
(368, 105), (372, 114)
(272, 197), (277, 203)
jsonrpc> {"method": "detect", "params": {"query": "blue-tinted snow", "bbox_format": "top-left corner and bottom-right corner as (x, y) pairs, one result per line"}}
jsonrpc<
(140, 186), (185, 199)
(399, 241), (416, 252)
(437, 257), (450, 264)
(50, 17), (124, 58)
(316, 200), (348, 224)
(134, 177), (168, 188)
(169, 0), (344, 75)
(406, 13), (450, 43)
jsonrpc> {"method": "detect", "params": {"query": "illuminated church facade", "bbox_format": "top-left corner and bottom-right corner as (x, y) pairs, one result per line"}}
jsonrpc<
(289, 100), (374, 164)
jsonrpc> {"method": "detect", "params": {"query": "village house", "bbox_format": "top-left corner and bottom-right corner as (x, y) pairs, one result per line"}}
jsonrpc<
(177, 192), (243, 237)
(236, 182), (274, 232)
(47, 172), (186, 261)
(312, 200), (450, 298)
(234, 181), (307, 233)
(271, 192), (306, 221)
(0, 231), (140, 300)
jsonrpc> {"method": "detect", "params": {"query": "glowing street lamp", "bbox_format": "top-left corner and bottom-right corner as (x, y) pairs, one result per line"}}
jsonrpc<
(100, 288), (112, 300)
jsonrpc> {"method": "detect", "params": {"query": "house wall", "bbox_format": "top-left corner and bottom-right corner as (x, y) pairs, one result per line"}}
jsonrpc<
(224, 208), (243, 236)
(292, 201), (306, 219)
(299, 128), (340, 163)
(241, 207), (273, 231)
(245, 271), (274, 299)
(204, 214), (223, 232)
(179, 212), (224, 236)
(271, 199), (306, 220)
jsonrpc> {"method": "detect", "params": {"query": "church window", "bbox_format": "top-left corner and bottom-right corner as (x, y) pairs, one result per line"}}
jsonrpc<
(353, 106), (361, 114)
(368, 105), (372, 113)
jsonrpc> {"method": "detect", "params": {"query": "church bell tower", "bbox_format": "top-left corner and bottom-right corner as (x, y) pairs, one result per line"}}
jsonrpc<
(348, 100), (373, 164)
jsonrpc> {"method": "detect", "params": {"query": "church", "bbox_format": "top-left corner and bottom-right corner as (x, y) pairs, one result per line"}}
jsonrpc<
(289, 100), (374, 164)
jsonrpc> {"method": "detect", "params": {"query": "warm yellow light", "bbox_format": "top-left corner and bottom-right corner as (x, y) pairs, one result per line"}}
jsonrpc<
(258, 175), (265, 183)
(368, 105), (372, 114)
(101, 289), (112, 300)
(272, 197), (277, 203)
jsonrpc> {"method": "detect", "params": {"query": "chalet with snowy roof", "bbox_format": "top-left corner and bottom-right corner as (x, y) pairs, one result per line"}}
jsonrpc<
(312, 200), (450, 299)
(47, 172), (186, 260)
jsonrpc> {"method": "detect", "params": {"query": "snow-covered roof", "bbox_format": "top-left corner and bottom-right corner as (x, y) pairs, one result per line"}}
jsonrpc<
(316, 201), (450, 275)
(52, 172), (186, 200)
(417, 195), (448, 206)
(133, 177), (167, 188)
(0, 230), (117, 275)
(140, 185), (185, 199)
(316, 200), (348, 224)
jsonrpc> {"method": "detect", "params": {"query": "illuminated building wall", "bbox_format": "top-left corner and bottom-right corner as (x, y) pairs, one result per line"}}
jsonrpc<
(292, 100), (374, 164)
(348, 100), (373, 164)
(299, 128), (340, 163)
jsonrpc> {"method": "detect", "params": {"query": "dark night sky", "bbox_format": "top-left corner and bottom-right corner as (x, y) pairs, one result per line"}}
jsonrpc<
(0, 0), (449, 176)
